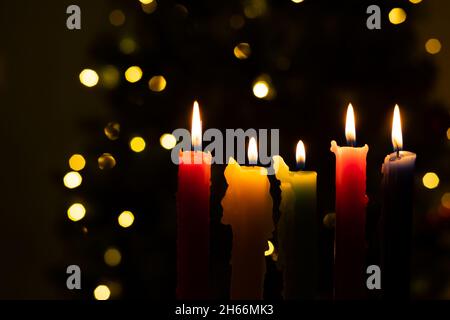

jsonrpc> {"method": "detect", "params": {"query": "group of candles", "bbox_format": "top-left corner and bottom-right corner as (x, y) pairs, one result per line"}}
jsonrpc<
(176, 102), (416, 300)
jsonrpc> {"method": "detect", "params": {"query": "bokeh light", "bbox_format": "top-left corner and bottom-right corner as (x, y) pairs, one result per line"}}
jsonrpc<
(141, 1), (157, 14)
(148, 75), (167, 92)
(264, 240), (275, 256)
(425, 38), (441, 55)
(118, 211), (135, 228)
(101, 65), (120, 89)
(94, 285), (111, 300)
(63, 171), (82, 189)
(124, 66), (143, 83)
(291, 0), (304, 3)
(233, 43), (251, 60)
(409, 0), (422, 4)
(253, 81), (269, 99)
(244, 0), (268, 19)
(160, 133), (177, 150)
(119, 37), (137, 54)
(442, 193), (450, 209)
(79, 69), (99, 87)
(139, 0), (153, 4)
(104, 122), (120, 140)
(98, 153), (116, 170)
(69, 154), (86, 171)
(423, 172), (439, 189)
(447, 128), (450, 140)
(130, 137), (146, 152)
(389, 8), (407, 25)
(67, 203), (86, 222)
(104, 247), (122, 267)
(109, 10), (125, 26)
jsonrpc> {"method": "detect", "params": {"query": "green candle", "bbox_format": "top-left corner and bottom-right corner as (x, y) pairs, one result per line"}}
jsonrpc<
(273, 141), (318, 299)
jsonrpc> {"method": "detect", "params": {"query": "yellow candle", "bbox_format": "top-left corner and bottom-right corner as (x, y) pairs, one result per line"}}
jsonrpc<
(221, 137), (274, 300)
(273, 140), (318, 299)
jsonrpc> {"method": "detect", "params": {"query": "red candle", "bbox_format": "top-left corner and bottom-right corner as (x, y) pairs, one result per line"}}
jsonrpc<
(177, 101), (211, 299)
(330, 103), (369, 299)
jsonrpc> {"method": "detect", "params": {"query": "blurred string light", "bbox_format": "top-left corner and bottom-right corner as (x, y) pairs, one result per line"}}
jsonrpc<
(233, 43), (251, 60)
(389, 8), (407, 25)
(67, 203), (86, 222)
(409, 0), (422, 4)
(264, 240), (274, 256)
(104, 247), (122, 267)
(423, 172), (439, 189)
(244, 0), (268, 19)
(130, 136), (146, 152)
(125, 66), (143, 83)
(160, 133), (177, 150)
(101, 65), (120, 89)
(141, 0), (157, 14)
(447, 128), (450, 140)
(252, 74), (275, 100)
(104, 122), (120, 140)
(139, 0), (153, 4)
(98, 153), (116, 170)
(119, 37), (137, 55)
(291, 0), (304, 3)
(63, 171), (82, 189)
(109, 9), (125, 27)
(425, 38), (441, 55)
(118, 211), (134, 228)
(69, 154), (86, 171)
(442, 193), (450, 209)
(79, 69), (99, 87)
(230, 15), (245, 29)
(94, 284), (111, 300)
(148, 75), (167, 92)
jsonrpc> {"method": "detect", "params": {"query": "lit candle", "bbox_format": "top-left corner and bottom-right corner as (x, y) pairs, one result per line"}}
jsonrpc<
(381, 105), (416, 298)
(221, 137), (274, 300)
(177, 101), (211, 299)
(330, 103), (369, 299)
(274, 140), (318, 299)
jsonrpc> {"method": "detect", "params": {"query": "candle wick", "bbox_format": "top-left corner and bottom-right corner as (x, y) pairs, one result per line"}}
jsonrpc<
(396, 148), (401, 159)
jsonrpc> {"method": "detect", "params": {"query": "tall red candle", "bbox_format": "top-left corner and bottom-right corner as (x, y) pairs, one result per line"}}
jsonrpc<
(330, 104), (369, 299)
(176, 101), (211, 299)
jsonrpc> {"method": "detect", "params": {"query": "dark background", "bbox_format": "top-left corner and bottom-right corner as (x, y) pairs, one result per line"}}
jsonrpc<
(0, 0), (449, 299)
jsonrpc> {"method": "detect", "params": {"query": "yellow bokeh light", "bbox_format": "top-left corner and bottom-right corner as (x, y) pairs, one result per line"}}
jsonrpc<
(104, 122), (120, 140)
(104, 247), (122, 267)
(119, 37), (137, 54)
(442, 193), (450, 209)
(447, 128), (450, 140)
(125, 66), (143, 83)
(79, 69), (99, 87)
(425, 38), (441, 55)
(389, 8), (407, 25)
(234, 43), (251, 60)
(423, 172), (439, 189)
(130, 136), (146, 152)
(264, 240), (275, 256)
(409, 0), (422, 4)
(63, 171), (82, 189)
(148, 75), (167, 92)
(139, 0), (154, 4)
(160, 133), (177, 150)
(94, 285), (111, 300)
(69, 154), (86, 171)
(101, 65), (120, 89)
(142, 1), (157, 14)
(118, 211), (135, 228)
(291, 0), (304, 3)
(67, 203), (86, 222)
(98, 153), (116, 170)
(253, 81), (269, 99)
(109, 10), (125, 26)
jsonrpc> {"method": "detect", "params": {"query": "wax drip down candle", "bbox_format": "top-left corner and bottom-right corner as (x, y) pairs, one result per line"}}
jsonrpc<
(330, 103), (369, 299)
(221, 137), (274, 300)
(176, 101), (212, 299)
(381, 105), (416, 299)
(273, 140), (318, 299)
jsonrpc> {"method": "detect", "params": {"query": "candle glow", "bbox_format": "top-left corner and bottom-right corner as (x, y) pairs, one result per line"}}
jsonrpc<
(248, 137), (258, 164)
(392, 105), (403, 152)
(191, 101), (202, 149)
(345, 104), (356, 146)
(296, 140), (306, 169)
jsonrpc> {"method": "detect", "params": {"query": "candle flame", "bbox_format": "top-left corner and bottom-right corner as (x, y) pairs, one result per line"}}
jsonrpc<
(248, 137), (258, 164)
(191, 101), (202, 149)
(392, 104), (403, 151)
(345, 103), (356, 146)
(296, 140), (306, 169)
